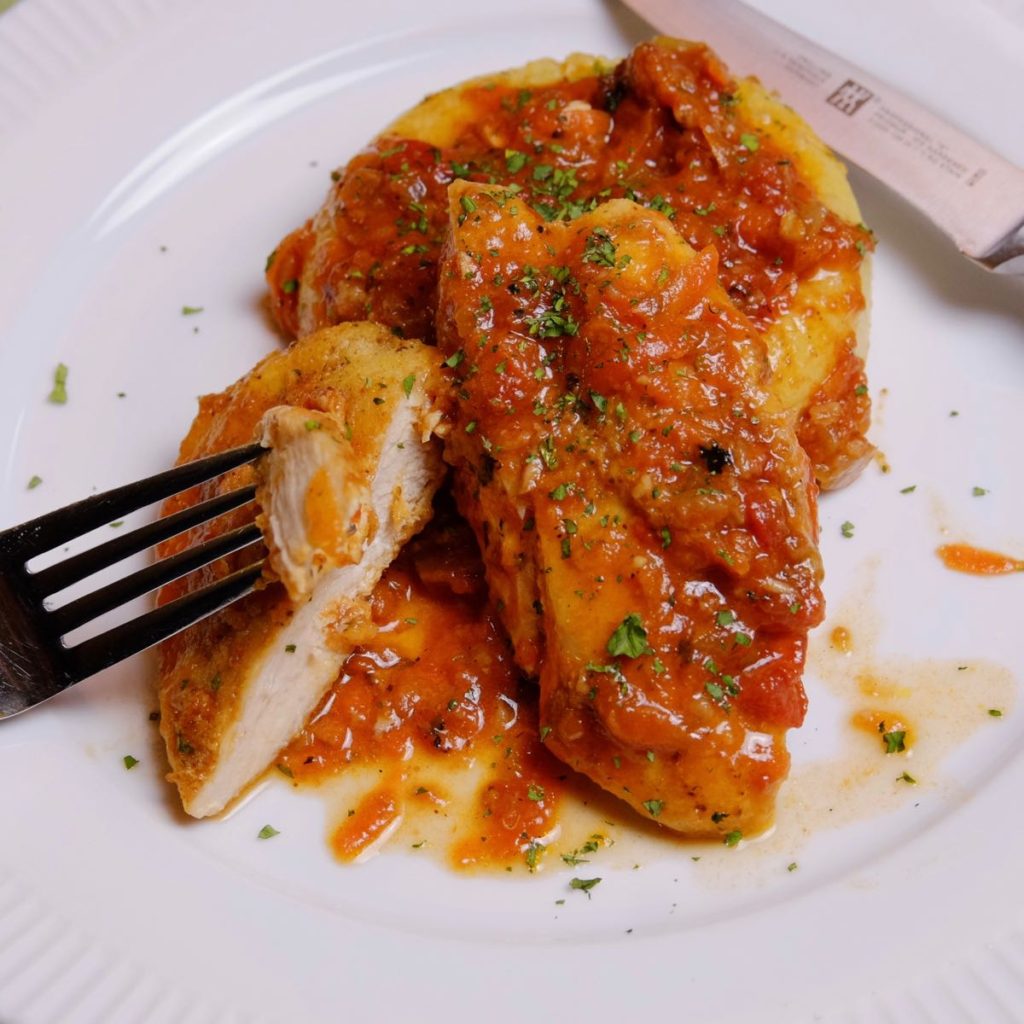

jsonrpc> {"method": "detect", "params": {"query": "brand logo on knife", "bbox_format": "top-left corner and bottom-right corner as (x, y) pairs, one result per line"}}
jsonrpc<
(826, 79), (874, 116)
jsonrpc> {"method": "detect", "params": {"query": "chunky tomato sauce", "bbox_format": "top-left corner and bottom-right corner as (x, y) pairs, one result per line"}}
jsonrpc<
(268, 47), (869, 329)
(279, 509), (577, 869)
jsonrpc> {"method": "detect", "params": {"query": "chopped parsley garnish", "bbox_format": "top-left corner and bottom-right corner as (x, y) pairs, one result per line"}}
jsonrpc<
(897, 771), (917, 784)
(123, 755), (139, 770)
(527, 784), (546, 802)
(257, 825), (280, 840)
(988, 708), (1003, 718)
(284, 644), (297, 653)
(539, 436), (558, 470)
(569, 876), (602, 896)
(459, 194), (477, 215)
(582, 228), (617, 268)
(181, 305), (204, 315)
(27, 475), (42, 490)
(281, 278), (299, 294)
(660, 527), (672, 549)
(840, 520), (855, 538)
(854, 383), (868, 396)
(900, 484), (917, 494)
(607, 613), (652, 658)
(549, 483), (569, 500)
(444, 350), (465, 369)
(48, 363), (69, 404)
(972, 486), (988, 497)
(505, 149), (527, 173)
(401, 373), (416, 398)
(642, 799), (664, 818)
(524, 840), (544, 872)
(787, 862), (798, 872)
(881, 728), (906, 754)
(739, 132), (760, 152)
(526, 292), (579, 338)
(276, 763), (294, 778)
(304, 419), (321, 431)
(590, 391), (608, 414)
(723, 830), (743, 847)
(716, 610), (735, 627)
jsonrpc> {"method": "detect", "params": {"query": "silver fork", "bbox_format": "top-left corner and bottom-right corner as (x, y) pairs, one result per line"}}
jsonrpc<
(0, 444), (266, 720)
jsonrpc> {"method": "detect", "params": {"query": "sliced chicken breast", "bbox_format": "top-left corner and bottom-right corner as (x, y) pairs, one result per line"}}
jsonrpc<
(155, 322), (449, 818)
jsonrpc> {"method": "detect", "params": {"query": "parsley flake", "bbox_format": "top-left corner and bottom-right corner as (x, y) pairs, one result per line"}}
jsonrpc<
(123, 754), (139, 770)
(505, 150), (527, 173)
(569, 876), (602, 896)
(607, 613), (652, 658)
(881, 729), (906, 754)
(257, 825), (280, 840)
(48, 363), (69, 404)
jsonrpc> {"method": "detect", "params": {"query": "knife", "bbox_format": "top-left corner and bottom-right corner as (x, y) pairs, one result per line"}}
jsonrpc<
(619, 0), (1024, 275)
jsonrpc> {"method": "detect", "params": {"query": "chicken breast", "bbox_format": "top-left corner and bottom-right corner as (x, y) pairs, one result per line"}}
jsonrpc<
(436, 182), (823, 837)
(156, 323), (449, 818)
(255, 406), (375, 602)
(267, 37), (872, 489)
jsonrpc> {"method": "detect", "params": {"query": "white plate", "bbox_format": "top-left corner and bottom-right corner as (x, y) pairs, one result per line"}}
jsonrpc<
(1, 1), (1023, 1021)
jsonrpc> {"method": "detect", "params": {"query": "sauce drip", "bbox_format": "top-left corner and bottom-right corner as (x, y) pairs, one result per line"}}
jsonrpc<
(937, 543), (1024, 576)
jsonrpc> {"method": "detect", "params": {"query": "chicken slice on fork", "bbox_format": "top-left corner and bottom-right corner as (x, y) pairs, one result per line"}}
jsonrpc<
(437, 183), (823, 838)
(156, 322), (449, 817)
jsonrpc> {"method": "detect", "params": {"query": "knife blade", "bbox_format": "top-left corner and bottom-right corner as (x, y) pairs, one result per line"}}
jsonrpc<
(619, 0), (1024, 274)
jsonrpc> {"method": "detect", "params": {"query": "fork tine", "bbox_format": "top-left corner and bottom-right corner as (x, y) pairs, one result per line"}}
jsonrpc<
(62, 560), (265, 683)
(27, 484), (257, 599)
(0, 443), (263, 561)
(49, 523), (263, 636)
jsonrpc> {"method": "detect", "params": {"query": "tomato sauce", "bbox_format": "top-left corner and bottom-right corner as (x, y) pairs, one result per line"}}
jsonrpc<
(279, 508), (577, 870)
(937, 543), (1024, 576)
(269, 43), (869, 338)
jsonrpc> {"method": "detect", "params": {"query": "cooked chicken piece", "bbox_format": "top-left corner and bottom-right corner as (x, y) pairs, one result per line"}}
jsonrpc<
(156, 323), (449, 818)
(267, 37), (871, 489)
(255, 406), (374, 602)
(436, 182), (823, 837)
